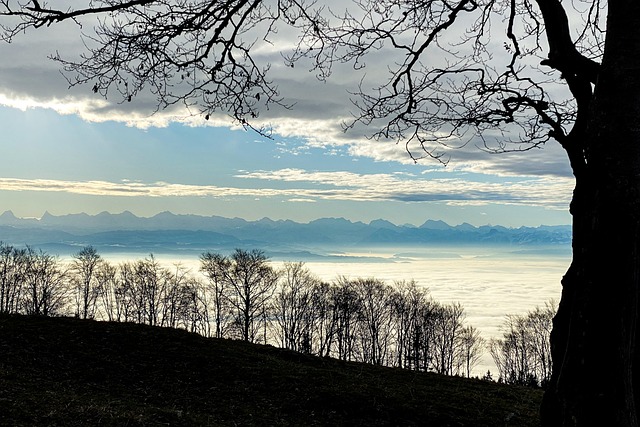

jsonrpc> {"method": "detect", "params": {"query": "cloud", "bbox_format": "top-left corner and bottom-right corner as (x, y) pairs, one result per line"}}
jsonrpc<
(286, 198), (317, 203)
(0, 9), (573, 180)
(235, 168), (574, 209)
(0, 178), (248, 198)
(0, 164), (573, 210)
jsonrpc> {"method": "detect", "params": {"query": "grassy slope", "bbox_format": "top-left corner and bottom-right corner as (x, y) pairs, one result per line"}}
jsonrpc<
(0, 314), (542, 426)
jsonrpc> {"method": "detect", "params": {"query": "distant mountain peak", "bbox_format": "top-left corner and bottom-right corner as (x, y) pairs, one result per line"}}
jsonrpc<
(153, 211), (177, 218)
(309, 217), (353, 225)
(369, 219), (397, 229)
(0, 210), (16, 219)
(419, 219), (452, 230)
(454, 222), (477, 232)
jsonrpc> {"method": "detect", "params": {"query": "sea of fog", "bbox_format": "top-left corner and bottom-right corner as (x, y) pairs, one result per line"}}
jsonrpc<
(102, 245), (571, 376)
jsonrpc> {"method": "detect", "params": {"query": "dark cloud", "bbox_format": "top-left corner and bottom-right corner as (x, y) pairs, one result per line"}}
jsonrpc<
(0, 13), (573, 181)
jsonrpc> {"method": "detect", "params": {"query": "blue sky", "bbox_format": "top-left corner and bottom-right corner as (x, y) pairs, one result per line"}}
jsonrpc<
(0, 10), (575, 227)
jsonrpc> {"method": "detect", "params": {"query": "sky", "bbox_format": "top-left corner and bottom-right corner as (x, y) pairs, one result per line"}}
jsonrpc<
(0, 4), (575, 228)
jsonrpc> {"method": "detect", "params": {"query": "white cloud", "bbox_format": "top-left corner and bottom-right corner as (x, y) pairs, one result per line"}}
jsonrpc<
(287, 198), (317, 203)
(235, 168), (574, 209)
(0, 166), (573, 210)
(0, 94), (107, 115)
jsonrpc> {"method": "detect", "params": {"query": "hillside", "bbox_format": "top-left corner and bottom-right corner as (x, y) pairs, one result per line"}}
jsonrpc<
(0, 314), (542, 426)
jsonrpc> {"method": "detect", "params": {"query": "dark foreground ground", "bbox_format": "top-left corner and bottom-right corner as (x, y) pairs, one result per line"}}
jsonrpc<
(0, 314), (542, 426)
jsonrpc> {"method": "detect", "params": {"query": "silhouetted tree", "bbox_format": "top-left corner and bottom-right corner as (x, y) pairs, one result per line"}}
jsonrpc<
(211, 249), (278, 343)
(113, 256), (168, 325)
(22, 247), (68, 316)
(71, 246), (102, 319)
(0, 242), (28, 313)
(390, 280), (432, 370)
(490, 302), (556, 387)
(133, 254), (170, 326)
(95, 260), (120, 321)
(161, 263), (192, 329)
(200, 251), (233, 339)
(490, 316), (532, 386)
(456, 325), (485, 379)
(526, 302), (555, 387)
(432, 302), (465, 376)
(272, 262), (319, 352)
(352, 278), (394, 366)
(307, 280), (337, 357)
(5, 2), (638, 421)
(330, 277), (362, 361)
(182, 276), (211, 336)
(156, 263), (209, 334)
(115, 261), (138, 323)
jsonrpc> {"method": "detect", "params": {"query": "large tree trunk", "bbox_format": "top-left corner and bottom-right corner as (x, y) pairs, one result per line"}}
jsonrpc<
(542, 1), (640, 425)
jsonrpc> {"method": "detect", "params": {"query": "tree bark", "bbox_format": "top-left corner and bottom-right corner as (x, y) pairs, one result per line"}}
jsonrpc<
(542, 1), (640, 425)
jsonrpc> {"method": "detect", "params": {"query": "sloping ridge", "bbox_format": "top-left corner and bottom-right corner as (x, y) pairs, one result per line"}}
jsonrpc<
(0, 314), (542, 426)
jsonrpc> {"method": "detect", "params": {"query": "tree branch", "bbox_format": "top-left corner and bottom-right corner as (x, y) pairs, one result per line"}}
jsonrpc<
(535, 0), (600, 84)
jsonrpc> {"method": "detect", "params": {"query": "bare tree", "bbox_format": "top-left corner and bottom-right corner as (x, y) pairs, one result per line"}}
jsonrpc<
(181, 276), (211, 336)
(432, 302), (465, 376)
(116, 261), (138, 323)
(526, 301), (555, 387)
(390, 280), (432, 370)
(490, 315), (537, 386)
(456, 325), (485, 379)
(307, 280), (337, 357)
(3, 0), (639, 421)
(71, 246), (102, 319)
(156, 263), (209, 335)
(133, 254), (170, 326)
(490, 302), (556, 387)
(95, 260), (120, 321)
(200, 251), (233, 339)
(0, 243), (28, 314)
(114, 257), (166, 325)
(216, 249), (278, 343)
(161, 263), (192, 329)
(330, 277), (362, 361)
(353, 278), (394, 366)
(272, 262), (318, 352)
(22, 247), (69, 316)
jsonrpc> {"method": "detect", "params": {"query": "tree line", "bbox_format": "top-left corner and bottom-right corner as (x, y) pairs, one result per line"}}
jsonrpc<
(0, 242), (554, 385)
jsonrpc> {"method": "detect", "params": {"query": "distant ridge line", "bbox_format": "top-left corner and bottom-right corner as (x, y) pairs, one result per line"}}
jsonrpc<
(0, 210), (572, 257)
(0, 209), (570, 231)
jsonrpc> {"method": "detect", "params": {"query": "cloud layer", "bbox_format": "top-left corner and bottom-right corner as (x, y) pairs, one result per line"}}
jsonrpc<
(0, 9), (574, 180)
(0, 169), (573, 210)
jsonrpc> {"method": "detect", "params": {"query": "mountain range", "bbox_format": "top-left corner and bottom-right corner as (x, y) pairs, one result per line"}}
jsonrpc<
(0, 210), (572, 258)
